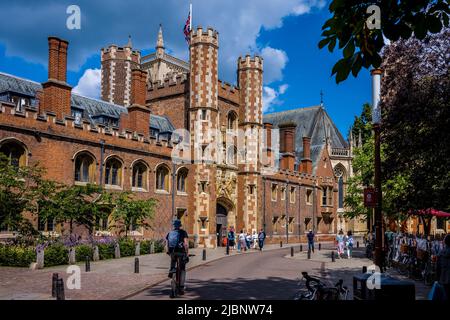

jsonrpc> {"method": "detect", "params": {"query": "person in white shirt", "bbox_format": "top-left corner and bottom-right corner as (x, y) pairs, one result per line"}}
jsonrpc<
(252, 230), (258, 249)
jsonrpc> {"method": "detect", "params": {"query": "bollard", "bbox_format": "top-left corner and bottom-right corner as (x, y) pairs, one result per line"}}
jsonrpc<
(319, 243), (321, 251)
(202, 249), (206, 261)
(362, 266), (367, 274)
(300, 244), (303, 252)
(291, 246), (294, 257)
(226, 242), (230, 255)
(357, 241), (359, 248)
(52, 273), (59, 297)
(280, 241), (283, 248)
(85, 256), (90, 272)
(331, 251), (335, 262)
(307, 249), (311, 259)
(134, 257), (139, 273)
(56, 278), (65, 300)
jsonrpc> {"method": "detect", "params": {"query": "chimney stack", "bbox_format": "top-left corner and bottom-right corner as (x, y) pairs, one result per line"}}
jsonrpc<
(263, 122), (273, 166)
(127, 68), (150, 136)
(279, 122), (296, 171)
(301, 136), (312, 174)
(41, 36), (72, 120)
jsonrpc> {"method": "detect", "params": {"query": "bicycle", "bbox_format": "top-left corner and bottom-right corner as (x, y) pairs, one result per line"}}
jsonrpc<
(169, 253), (194, 298)
(294, 272), (348, 301)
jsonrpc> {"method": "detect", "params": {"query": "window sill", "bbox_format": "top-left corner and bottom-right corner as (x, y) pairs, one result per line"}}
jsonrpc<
(306, 202), (313, 206)
(74, 181), (95, 186)
(177, 191), (188, 196)
(155, 189), (170, 195)
(132, 187), (148, 193)
(105, 184), (123, 191)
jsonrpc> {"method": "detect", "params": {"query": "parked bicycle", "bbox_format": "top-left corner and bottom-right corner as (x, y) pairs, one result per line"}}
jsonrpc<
(294, 272), (349, 300)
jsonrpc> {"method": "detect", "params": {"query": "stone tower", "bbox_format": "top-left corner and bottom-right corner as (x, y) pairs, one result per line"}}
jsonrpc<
(237, 55), (263, 233)
(101, 38), (141, 107)
(189, 26), (219, 248)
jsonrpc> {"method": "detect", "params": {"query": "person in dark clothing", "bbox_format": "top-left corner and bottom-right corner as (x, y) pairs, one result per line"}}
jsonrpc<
(436, 234), (450, 300)
(307, 229), (315, 253)
(165, 219), (189, 293)
(227, 227), (235, 251)
(258, 229), (266, 251)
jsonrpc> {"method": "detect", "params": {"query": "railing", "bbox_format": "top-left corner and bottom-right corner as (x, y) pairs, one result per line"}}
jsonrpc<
(331, 148), (350, 156)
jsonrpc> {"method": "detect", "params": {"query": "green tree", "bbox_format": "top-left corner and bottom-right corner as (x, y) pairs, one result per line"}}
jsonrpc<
(104, 192), (157, 237)
(38, 184), (105, 235)
(0, 154), (48, 232)
(318, 0), (449, 83)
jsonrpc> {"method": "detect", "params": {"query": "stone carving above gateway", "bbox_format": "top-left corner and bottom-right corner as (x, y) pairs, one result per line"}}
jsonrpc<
(216, 170), (237, 201)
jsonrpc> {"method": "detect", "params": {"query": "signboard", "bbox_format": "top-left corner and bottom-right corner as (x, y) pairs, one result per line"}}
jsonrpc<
(364, 187), (377, 207)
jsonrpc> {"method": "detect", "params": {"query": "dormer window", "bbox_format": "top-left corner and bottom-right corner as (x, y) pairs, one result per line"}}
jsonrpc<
(150, 128), (160, 139)
(71, 109), (83, 125)
(10, 95), (30, 113)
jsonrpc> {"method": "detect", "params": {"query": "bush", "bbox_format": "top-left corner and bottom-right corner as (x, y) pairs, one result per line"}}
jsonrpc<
(97, 243), (115, 260)
(153, 239), (165, 253)
(0, 244), (35, 267)
(140, 240), (150, 255)
(44, 243), (68, 267)
(75, 244), (93, 262)
(119, 238), (135, 257)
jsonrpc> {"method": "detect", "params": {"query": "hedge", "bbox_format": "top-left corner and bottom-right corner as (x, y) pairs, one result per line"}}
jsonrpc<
(44, 243), (69, 267)
(98, 243), (115, 260)
(0, 244), (35, 267)
(119, 238), (135, 257)
(75, 244), (93, 262)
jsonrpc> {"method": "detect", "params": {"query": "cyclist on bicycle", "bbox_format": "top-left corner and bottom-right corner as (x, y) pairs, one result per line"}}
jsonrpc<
(166, 219), (189, 292)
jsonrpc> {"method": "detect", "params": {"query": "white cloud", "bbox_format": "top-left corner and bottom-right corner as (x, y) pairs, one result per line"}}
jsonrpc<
(260, 47), (289, 84)
(263, 83), (289, 113)
(72, 68), (101, 99)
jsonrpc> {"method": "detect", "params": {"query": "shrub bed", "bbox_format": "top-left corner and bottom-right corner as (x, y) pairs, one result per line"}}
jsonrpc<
(119, 238), (135, 257)
(75, 244), (93, 262)
(0, 244), (35, 267)
(44, 243), (69, 267)
(97, 243), (115, 260)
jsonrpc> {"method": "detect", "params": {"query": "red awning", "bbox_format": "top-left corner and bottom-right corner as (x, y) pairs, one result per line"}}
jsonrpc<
(409, 208), (450, 218)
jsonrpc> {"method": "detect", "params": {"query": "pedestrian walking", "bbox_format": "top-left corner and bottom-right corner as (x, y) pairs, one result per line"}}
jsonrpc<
(345, 230), (354, 259)
(252, 230), (258, 249)
(307, 229), (315, 253)
(227, 227), (235, 251)
(336, 229), (345, 259)
(436, 234), (450, 300)
(258, 229), (266, 251)
(238, 230), (246, 252)
(246, 231), (252, 250)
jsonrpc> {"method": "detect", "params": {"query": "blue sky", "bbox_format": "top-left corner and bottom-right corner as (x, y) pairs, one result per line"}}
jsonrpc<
(0, 0), (370, 137)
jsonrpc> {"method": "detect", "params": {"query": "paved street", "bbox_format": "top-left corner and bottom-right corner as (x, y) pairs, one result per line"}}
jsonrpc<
(129, 244), (371, 300)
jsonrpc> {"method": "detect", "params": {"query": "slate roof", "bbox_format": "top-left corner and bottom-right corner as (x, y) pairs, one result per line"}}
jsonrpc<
(263, 106), (348, 173)
(0, 72), (174, 134)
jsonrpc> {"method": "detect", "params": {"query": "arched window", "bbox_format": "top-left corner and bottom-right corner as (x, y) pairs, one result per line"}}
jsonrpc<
(227, 111), (237, 130)
(74, 152), (96, 183)
(132, 161), (148, 190)
(177, 168), (188, 193)
(104, 157), (122, 186)
(0, 140), (26, 168)
(226, 145), (237, 165)
(156, 165), (170, 192)
(334, 165), (346, 209)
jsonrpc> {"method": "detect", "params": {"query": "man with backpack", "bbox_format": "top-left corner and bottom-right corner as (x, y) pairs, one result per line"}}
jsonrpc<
(307, 229), (315, 253)
(166, 219), (189, 293)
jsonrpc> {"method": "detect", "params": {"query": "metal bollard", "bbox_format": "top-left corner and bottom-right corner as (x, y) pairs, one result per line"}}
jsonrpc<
(52, 273), (59, 297)
(319, 243), (321, 251)
(357, 241), (360, 248)
(202, 249), (206, 261)
(307, 249), (311, 259)
(331, 251), (335, 262)
(280, 241), (283, 248)
(362, 266), (367, 274)
(85, 256), (90, 272)
(226, 242), (230, 255)
(300, 244), (303, 252)
(134, 257), (139, 273)
(56, 278), (65, 300)
(291, 246), (294, 257)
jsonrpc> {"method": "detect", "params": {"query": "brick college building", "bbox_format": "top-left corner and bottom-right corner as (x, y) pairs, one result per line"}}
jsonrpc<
(0, 26), (366, 247)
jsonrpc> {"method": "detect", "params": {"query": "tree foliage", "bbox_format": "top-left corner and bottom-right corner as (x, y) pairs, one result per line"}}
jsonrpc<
(319, 0), (450, 83)
(381, 29), (450, 214)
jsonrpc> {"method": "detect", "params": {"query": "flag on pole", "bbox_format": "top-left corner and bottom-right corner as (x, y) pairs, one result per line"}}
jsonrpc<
(183, 4), (192, 44)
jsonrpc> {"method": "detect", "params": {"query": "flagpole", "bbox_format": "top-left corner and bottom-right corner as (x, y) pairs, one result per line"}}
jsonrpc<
(190, 3), (192, 30)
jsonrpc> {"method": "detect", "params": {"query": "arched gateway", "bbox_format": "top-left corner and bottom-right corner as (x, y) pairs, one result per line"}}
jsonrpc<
(216, 197), (235, 247)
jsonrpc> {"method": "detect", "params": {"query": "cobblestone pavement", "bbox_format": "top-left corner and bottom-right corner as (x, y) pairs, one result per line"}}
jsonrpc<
(0, 242), (307, 300)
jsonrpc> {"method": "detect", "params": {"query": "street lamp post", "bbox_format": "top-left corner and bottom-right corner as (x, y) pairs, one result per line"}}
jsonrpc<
(371, 68), (384, 271)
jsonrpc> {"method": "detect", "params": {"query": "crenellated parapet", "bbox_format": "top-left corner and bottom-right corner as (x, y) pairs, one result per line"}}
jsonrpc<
(190, 26), (219, 48)
(218, 80), (239, 105)
(147, 75), (188, 101)
(237, 54), (263, 71)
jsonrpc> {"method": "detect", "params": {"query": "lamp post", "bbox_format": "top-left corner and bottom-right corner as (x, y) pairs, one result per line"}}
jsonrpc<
(371, 68), (383, 271)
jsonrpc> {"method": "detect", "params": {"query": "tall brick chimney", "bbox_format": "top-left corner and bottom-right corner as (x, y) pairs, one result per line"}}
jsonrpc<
(263, 122), (273, 161)
(127, 68), (150, 136)
(301, 136), (313, 174)
(279, 122), (296, 171)
(41, 37), (72, 120)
